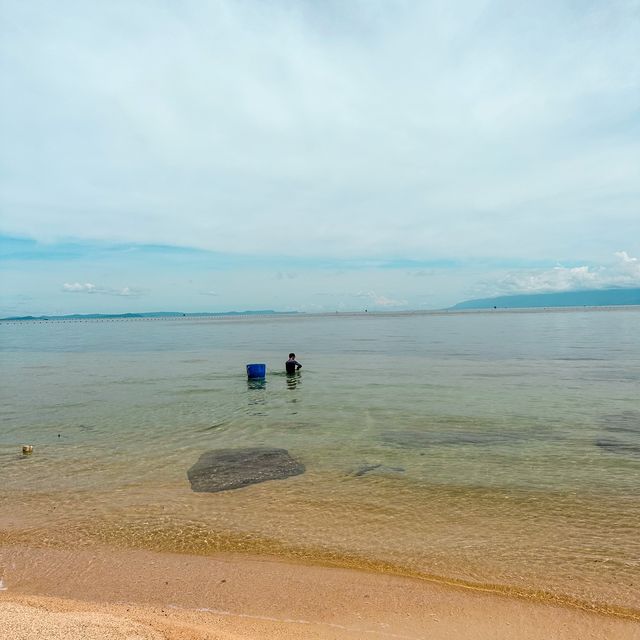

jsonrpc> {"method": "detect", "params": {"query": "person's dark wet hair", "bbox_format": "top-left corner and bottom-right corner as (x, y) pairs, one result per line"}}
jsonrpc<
(289, 352), (295, 358)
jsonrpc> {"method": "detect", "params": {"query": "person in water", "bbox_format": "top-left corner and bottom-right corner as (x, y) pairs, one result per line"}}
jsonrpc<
(286, 353), (302, 374)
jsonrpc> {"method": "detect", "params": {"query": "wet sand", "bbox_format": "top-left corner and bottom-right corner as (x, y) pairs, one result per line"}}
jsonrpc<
(1, 545), (638, 639)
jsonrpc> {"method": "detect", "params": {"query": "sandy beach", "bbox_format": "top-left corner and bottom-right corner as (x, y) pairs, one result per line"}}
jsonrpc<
(1, 545), (638, 639)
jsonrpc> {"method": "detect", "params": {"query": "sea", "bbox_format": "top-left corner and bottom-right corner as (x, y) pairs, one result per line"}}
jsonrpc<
(1, 309), (639, 616)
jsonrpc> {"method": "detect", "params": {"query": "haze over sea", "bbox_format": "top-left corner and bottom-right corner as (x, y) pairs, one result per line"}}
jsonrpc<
(1, 309), (639, 616)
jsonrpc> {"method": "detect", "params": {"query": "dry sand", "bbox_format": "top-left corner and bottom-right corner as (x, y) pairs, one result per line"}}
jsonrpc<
(1, 545), (638, 639)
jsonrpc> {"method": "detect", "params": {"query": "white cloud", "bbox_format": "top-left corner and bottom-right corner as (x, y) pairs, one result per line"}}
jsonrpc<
(374, 294), (408, 308)
(62, 283), (142, 296)
(116, 287), (142, 297)
(495, 251), (640, 294)
(63, 282), (97, 293)
(0, 1), (638, 263)
(614, 251), (640, 279)
(2, 3), (639, 315)
(497, 267), (599, 293)
(355, 290), (407, 308)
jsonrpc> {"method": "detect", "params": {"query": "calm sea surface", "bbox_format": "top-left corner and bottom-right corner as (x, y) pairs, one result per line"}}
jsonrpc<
(1, 310), (639, 614)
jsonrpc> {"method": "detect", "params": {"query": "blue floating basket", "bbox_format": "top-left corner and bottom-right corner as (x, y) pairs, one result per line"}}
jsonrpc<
(246, 363), (266, 379)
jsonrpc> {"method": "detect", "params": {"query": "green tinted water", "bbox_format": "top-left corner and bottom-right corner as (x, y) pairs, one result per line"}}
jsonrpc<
(1, 310), (639, 614)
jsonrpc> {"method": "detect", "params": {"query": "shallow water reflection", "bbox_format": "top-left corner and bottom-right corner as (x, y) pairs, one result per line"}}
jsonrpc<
(1, 310), (639, 613)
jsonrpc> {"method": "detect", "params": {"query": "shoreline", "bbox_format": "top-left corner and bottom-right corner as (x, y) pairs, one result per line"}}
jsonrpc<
(1, 545), (639, 639)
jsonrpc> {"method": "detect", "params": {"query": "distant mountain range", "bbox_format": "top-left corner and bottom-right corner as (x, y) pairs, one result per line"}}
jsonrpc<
(451, 287), (640, 310)
(4, 289), (640, 320)
(1, 310), (297, 321)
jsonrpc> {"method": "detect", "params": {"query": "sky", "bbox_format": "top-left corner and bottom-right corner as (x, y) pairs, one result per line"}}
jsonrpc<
(1, 0), (639, 315)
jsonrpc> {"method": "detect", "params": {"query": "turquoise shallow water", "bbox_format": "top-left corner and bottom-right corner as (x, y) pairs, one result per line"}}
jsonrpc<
(1, 310), (639, 613)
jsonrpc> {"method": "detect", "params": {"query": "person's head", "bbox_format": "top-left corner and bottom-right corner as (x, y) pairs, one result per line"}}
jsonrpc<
(288, 353), (295, 359)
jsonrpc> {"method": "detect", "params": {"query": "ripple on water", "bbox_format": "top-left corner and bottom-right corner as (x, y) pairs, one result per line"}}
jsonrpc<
(2, 310), (640, 617)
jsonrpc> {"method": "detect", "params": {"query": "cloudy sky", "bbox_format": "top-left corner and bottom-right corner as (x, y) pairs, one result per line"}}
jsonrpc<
(1, 0), (639, 315)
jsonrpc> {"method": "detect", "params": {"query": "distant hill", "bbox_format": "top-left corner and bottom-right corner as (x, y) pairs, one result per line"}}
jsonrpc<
(1, 310), (297, 321)
(451, 288), (640, 310)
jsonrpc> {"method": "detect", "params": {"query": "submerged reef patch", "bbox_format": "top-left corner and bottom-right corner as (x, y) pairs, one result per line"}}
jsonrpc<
(599, 411), (640, 435)
(350, 463), (406, 477)
(596, 412), (640, 457)
(595, 439), (640, 457)
(381, 429), (523, 448)
(187, 447), (305, 493)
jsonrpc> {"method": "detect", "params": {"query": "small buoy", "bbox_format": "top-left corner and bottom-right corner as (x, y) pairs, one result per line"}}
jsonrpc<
(22, 445), (33, 455)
